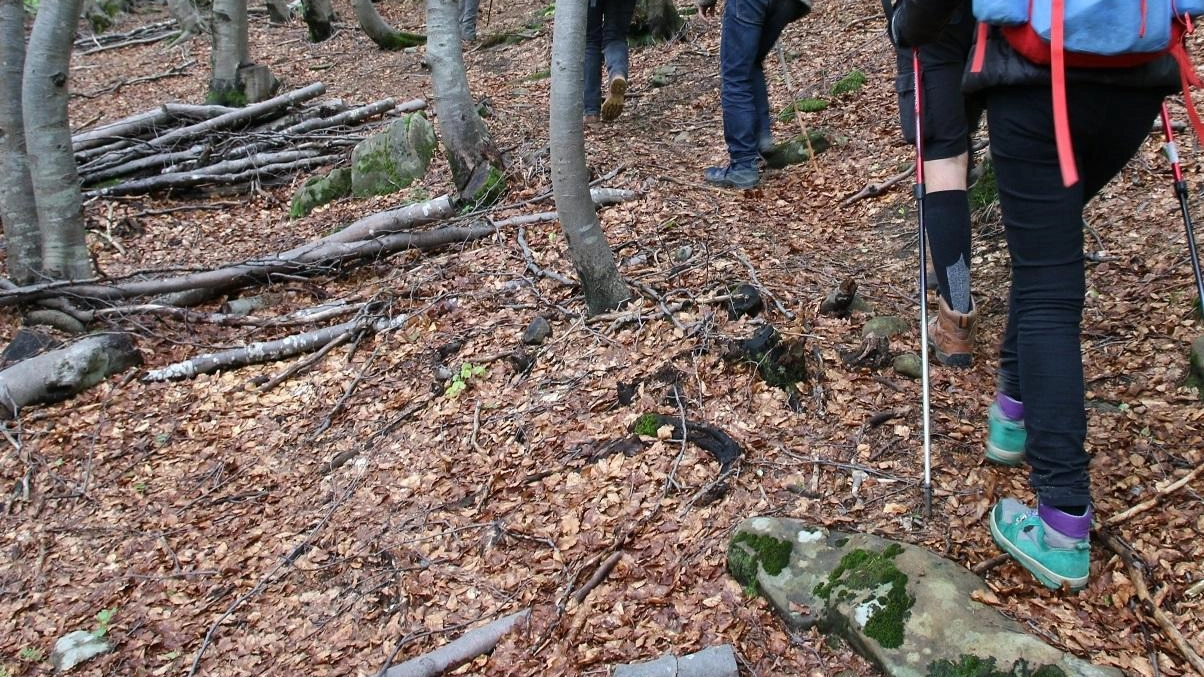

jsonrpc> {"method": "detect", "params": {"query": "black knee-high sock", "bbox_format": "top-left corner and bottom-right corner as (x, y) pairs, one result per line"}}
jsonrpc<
(924, 189), (973, 313)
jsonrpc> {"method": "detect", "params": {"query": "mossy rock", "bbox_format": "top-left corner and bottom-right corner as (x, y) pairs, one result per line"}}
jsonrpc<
(863, 315), (910, 339)
(893, 353), (922, 379)
(813, 544), (913, 649)
(350, 113), (436, 198)
(762, 130), (831, 168)
(728, 531), (794, 593)
(290, 166), (352, 219)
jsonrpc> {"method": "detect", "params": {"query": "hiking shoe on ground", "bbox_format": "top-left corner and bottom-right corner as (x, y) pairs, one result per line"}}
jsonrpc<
(928, 295), (975, 367)
(584, 114), (600, 125)
(989, 498), (1090, 591)
(601, 76), (627, 121)
(986, 402), (1025, 466)
(704, 165), (760, 189)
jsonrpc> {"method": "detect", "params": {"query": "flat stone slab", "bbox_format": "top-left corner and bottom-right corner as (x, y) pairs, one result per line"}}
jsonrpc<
(728, 517), (1121, 677)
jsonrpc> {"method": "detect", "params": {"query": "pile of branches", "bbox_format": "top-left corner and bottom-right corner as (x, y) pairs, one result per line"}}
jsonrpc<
(74, 18), (180, 55)
(73, 83), (424, 198)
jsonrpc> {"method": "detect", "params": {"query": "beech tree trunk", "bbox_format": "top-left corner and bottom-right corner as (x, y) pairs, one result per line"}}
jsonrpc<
(23, 0), (93, 281)
(209, 0), (248, 105)
(548, 0), (629, 315)
(632, 0), (682, 41)
(425, 0), (504, 207)
(353, 0), (424, 50)
(166, 0), (209, 44)
(0, 0), (41, 283)
(300, 0), (333, 42)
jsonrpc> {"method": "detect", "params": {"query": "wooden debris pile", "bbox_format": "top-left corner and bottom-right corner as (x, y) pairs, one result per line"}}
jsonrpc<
(73, 82), (425, 198)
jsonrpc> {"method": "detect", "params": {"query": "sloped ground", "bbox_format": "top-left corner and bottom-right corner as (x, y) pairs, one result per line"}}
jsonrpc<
(1, 1), (1202, 675)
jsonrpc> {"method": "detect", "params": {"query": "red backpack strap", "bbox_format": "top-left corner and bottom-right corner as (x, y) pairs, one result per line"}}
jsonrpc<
(971, 21), (989, 74)
(1169, 16), (1204, 143)
(1050, 0), (1079, 187)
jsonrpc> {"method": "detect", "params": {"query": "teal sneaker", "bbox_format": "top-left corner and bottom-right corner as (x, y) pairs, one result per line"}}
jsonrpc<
(989, 498), (1090, 591)
(986, 403), (1025, 466)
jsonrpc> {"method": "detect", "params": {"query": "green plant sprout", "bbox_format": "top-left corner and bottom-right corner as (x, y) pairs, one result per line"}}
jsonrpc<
(18, 647), (42, 662)
(93, 607), (118, 638)
(445, 363), (487, 398)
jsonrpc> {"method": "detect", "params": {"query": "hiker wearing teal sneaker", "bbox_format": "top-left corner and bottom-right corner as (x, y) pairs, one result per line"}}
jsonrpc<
(889, 0), (1185, 591)
(697, 0), (811, 189)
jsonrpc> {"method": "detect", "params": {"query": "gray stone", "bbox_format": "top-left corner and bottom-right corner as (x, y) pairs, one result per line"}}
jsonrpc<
(728, 518), (1122, 677)
(50, 630), (111, 672)
(893, 353), (922, 379)
(863, 316), (910, 339)
(290, 166), (353, 218)
(350, 114), (436, 197)
(1, 327), (61, 365)
(522, 317), (552, 345)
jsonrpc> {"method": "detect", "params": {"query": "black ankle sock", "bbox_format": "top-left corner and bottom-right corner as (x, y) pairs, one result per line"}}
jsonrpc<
(1055, 505), (1088, 516)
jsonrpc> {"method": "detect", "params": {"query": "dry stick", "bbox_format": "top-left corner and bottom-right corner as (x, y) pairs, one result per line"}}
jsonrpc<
(309, 343), (384, 440)
(517, 226), (575, 285)
(842, 163), (916, 206)
(74, 59), (195, 99)
(775, 43), (818, 169)
(970, 553), (1010, 576)
(734, 250), (795, 320)
(1098, 530), (1204, 674)
(570, 550), (623, 604)
(1104, 464), (1203, 526)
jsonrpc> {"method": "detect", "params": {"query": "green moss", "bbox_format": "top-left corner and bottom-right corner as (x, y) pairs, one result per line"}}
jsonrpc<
(969, 159), (998, 211)
(460, 165), (507, 213)
(830, 69), (866, 97)
(205, 87), (248, 108)
(834, 537), (849, 548)
(728, 531), (794, 593)
(777, 98), (829, 121)
(632, 413), (660, 437)
(926, 656), (1067, 677)
(379, 31), (427, 50)
(813, 544), (913, 649)
(524, 69), (551, 82)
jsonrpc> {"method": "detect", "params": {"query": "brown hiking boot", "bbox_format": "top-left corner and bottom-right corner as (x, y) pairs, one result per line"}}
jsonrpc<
(928, 296), (975, 368)
(601, 75), (627, 121)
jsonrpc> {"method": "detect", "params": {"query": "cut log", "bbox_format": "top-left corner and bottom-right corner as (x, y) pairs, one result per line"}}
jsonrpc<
(612, 645), (738, 677)
(381, 610), (529, 677)
(0, 334), (142, 418)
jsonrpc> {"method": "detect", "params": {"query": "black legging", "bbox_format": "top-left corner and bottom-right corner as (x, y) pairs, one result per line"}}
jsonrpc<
(988, 84), (1163, 508)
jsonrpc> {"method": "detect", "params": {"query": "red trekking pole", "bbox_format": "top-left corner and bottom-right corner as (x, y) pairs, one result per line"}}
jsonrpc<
(1159, 102), (1204, 318)
(912, 47), (934, 519)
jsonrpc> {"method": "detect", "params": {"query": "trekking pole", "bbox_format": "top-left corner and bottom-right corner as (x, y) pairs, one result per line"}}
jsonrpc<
(911, 48), (934, 519)
(1159, 102), (1204, 317)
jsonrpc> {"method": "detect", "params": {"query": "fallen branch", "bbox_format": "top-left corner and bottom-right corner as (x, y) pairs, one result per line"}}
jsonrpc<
(381, 610), (530, 677)
(0, 334), (142, 418)
(612, 645), (738, 677)
(1104, 464), (1203, 526)
(143, 314), (407, 382)
(841, 163), (915, 207)
(1098, 530), (1204, 674)
(571, 550), (623, 604)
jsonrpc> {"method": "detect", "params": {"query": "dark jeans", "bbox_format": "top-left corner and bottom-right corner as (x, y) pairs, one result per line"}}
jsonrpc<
(988, 84), (1163, 507)
(460, 0), (479, 39)
(719, 0), (806, 168)
(584, 0), (637, 116)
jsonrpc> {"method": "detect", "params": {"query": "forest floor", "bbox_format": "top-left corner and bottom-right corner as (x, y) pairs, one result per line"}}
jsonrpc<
(1, 0), (1202, 675)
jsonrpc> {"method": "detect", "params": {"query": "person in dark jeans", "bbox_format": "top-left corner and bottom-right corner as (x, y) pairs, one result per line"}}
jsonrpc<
(889, 0), (1178, 590)
(460, 0), (480, 42)
(894, 8), (984, 368)
(697, 0), (811, 189)
(584, 0), (638, 123)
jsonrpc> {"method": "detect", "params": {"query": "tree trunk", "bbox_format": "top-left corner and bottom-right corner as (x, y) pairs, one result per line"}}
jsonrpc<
(264, 0), (290, 23)
(23, 0), (93, 281)
(632, 0), (682, 42)
(425, 0), (505, 208)
(353, 0), (424, 50)
(165, 0), (209, 44)
(300, 0), (333, 42)
(209, 0), (248, 105)
(0, 333), (142, 418)
(549, 0), (629, 315)
(0, 0), (41, 283)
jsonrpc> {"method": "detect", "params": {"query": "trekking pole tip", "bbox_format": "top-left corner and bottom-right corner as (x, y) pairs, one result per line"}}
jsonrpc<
(923, 481), (933, 520)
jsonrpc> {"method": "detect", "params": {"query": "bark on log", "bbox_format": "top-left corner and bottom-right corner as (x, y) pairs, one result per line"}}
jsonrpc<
(612, 645), (738, 677)
(0, 333), (142, 418)
(142, 313), (404, 381)
(382, 610), (529, 677)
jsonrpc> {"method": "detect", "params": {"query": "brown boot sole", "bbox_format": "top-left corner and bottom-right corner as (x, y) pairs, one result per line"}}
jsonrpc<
(601, 77), (627, 121)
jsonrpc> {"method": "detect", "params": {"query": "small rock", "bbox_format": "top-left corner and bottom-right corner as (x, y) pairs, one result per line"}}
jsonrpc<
(672, 245), (693, 262)
(51, 630), (111, 672)
(862, 315), (910, 339)
(522, 317), (552, 345)
(893, 353), (922, 379)
(1, 327), (61, 365)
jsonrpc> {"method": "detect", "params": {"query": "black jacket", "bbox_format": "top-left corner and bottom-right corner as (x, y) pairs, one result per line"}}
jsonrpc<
(892, 0), (1182, 93)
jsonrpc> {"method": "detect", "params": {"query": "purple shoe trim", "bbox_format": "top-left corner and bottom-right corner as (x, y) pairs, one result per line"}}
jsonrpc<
(995, 393), (1024, 421)
(1038, 503), (1093, 540)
